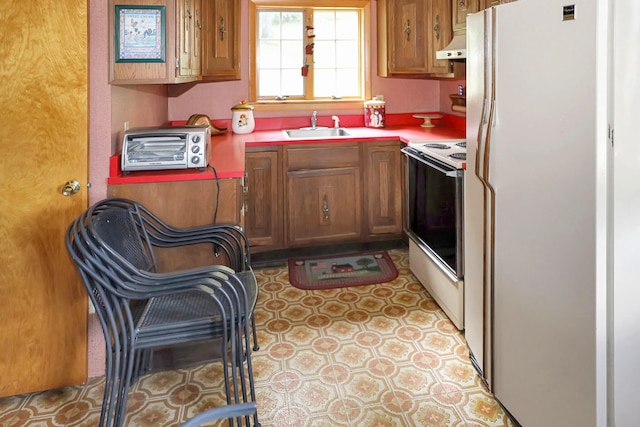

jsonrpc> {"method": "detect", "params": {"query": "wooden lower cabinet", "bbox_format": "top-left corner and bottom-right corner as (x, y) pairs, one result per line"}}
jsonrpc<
(287, 167), (362, 246)
(244, 141), (404, 251)
(363, 141), (403, 236)
(244, 147), (283, 252)
(107, 178), (242, 271)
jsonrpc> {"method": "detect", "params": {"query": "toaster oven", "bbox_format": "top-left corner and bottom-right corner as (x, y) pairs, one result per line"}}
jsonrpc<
(121, 126), (211, 173)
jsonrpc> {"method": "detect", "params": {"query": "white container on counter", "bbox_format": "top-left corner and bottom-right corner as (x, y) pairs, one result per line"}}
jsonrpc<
(231, 101), (255, 134)
(364, 96), (386, 128)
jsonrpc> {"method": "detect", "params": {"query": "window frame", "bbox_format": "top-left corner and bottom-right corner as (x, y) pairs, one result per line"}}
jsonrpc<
(249, 0), (371, 113)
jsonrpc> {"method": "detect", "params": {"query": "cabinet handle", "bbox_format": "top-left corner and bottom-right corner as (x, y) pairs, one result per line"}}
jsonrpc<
(404, 19), (411, 41)
(434, 15), (440, 41)
(186, 0), (192, 31)
(184, 1), (192, 54)
(219, 16), (226, 41)
(322, 195), (330, 221)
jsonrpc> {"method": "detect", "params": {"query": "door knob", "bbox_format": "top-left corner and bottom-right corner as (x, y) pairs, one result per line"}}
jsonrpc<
(61, 180), (81, 196)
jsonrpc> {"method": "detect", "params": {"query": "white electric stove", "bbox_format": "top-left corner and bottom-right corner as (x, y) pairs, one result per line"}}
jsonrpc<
(402, 138), (467, 330)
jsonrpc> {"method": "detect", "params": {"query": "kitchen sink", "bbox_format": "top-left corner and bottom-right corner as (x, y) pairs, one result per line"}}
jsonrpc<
(283, 127), (351, 139)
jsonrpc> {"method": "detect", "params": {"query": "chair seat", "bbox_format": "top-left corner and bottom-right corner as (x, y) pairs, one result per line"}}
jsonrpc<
(134, 270), (258, 349)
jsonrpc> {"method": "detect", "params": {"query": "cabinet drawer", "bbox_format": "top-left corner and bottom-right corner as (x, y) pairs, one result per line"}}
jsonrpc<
(286, 144), (360, 170)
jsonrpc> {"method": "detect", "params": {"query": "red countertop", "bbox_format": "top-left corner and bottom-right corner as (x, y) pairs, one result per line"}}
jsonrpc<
(108, 112), (465, 184)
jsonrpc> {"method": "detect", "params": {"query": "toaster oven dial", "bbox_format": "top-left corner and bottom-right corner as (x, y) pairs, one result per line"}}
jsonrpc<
(191, 145), (201, 154)
(192, 135), (201, 143)
(191, 156), (201, 164)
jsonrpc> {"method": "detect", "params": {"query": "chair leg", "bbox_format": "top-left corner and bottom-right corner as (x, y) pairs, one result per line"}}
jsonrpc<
(251, 316), (260, 351)
(241, 321), (261, 427)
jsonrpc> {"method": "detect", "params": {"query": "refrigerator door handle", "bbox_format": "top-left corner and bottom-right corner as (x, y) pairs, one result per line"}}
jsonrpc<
(482, 98), (490, 124)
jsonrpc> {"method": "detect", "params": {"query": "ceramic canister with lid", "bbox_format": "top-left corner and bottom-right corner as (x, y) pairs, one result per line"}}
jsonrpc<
(231, 101), (255, 134)
(364, 96), (386, 128)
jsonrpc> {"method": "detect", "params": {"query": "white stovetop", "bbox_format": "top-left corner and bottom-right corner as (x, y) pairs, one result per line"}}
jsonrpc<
(407, 139), (466, 169)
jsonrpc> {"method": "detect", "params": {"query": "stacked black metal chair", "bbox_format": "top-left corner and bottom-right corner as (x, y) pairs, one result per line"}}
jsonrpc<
(65, 198), (260, 427)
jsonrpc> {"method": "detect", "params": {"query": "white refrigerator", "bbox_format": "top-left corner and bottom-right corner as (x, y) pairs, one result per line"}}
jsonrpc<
(464, 1), (606, 426)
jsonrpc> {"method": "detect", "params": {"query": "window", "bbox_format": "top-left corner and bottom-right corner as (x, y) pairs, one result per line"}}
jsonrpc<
(250, 1), (370, 107)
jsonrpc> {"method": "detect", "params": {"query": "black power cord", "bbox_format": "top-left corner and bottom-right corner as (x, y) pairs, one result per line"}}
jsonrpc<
(207, 164), (221, 257)
(208, 164), (220, 225)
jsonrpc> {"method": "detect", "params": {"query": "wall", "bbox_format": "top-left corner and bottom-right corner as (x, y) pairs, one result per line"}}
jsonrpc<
(89, 1), (169, 206)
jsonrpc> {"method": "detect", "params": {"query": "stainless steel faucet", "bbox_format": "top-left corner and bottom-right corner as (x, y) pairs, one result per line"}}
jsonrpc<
(311, 111), (317, 128)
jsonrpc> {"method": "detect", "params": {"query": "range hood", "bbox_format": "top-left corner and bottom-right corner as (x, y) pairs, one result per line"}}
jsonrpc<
(436, 34), (466, 60)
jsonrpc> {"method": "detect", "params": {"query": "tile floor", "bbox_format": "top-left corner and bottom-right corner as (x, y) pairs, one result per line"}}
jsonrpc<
(0, 247), (515, 427)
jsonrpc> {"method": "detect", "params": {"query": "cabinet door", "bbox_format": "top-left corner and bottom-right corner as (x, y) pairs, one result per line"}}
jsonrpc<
(244, 148), (283, 252)
(177, 0), (202, 78)
(387, 0), (428, 74)
(201, 0), (241, 81)
(427, 0), (453, 73)
(452, 0), (479, 34)
(364, 142), (403, 236)
(286, 168), (362, 247)
(108, 179), (242, 271)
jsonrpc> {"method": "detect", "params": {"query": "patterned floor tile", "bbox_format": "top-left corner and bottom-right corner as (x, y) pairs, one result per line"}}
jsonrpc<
(405, 396), (467, 427)
(0, 247), (516, 427)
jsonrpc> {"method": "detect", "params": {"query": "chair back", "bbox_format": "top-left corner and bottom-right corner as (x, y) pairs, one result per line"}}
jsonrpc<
(90, 203), (158, 272)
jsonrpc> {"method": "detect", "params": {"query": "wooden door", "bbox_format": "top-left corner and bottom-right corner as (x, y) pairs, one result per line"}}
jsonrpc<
(0, 0), (88, 397)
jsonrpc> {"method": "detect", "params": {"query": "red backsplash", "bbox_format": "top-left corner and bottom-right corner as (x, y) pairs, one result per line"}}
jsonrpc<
(170, 112), (465, 133)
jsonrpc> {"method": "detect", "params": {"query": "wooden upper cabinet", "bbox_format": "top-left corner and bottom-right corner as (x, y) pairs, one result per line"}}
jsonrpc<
(452, 0), (502, 36)
(427, 0), (453, 74)
(201, 0), (241, 81)
(481, 0), (502, 7)
(378, 0), (453, 77)
(452, 0), (479, 35)
(177, 0), (202, 78)
(378, 0), (427, 76)
(110, 0), (202, 84)
(109, 0), (241, 84)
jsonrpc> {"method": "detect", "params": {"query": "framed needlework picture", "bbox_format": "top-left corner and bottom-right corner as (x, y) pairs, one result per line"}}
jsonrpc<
(115, 5), (165, 62)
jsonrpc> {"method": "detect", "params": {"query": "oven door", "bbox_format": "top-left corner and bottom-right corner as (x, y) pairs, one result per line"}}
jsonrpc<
(402, 146), (464, 281)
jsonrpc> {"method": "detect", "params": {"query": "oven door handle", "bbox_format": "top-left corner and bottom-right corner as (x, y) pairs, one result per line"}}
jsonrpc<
(401, 148), (458, 177)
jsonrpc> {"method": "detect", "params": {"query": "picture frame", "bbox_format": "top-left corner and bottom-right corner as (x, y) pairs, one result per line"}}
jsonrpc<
(115, 5), (165, 63)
